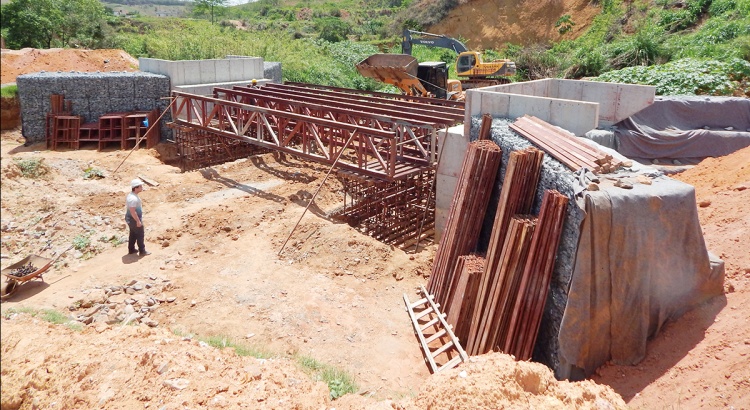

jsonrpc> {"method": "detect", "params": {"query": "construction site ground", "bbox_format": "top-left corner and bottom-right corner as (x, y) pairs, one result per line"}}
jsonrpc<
(1, 48), (749, 409)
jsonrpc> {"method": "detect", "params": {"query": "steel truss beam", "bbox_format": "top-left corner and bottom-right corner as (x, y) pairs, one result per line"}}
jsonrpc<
(172, 86), (461, 181)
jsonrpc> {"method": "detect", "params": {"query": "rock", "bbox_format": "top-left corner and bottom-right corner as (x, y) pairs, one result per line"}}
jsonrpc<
(126, 279), (137, 286)
(142, 317), (159, 327)
(83, 304), (103, 317)
(672, 159), (682, 165)
(636, 175), (653, 185)
(132, 283), (144, 291)
(699, 200), (712, 208)
(734, 183), (748, 191)
(92, 312), (109, 324)
(166, 296), (176, 303)
(79, 289), (107, 308)
(614, 180), (633, 189)
(587, 183), (600, 191)
(724, 126), (734, 131)
(155, 361), (169, 374)
(393, 271), (404, 281)
(163, 378), (190, 390)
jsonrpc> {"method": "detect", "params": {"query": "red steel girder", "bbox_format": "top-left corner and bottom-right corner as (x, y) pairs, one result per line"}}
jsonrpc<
(283, 81), (466, 109)
(171, 91), (432, 181)
(214, 87), (440, 162)
(265, 82), (465, 120)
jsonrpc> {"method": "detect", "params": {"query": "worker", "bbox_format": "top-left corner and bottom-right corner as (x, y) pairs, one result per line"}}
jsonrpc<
(251, 79), (258, 88)
(125, 179), (150, 257)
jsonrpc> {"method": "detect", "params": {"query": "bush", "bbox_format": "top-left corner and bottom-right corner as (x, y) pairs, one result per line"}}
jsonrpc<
(1, 85), (19, 98)
(594, 57), (750, 96)
(13, 158), (48, 178)
(297, 356), (357, 400)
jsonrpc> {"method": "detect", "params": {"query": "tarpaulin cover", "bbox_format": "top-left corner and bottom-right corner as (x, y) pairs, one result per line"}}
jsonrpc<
(557, 178), (724, 377)
(615, 96), (750, 159)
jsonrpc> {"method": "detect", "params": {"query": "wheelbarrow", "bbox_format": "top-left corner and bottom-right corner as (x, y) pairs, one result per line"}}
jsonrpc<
(0, 245), (73, 300)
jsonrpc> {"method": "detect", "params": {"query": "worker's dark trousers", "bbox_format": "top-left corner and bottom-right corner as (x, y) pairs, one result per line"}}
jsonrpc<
(127, 220), (146, 254)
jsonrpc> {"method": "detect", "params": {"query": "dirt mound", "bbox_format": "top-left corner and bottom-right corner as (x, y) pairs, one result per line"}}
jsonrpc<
(431, 0), (601, 50)
(0, 48), (139, 84)
(1, 312), (332, 410)
(1, 312), (626, 410)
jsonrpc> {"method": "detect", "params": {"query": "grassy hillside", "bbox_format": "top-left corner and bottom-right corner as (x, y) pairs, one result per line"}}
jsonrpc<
(2, 0), (748, 95)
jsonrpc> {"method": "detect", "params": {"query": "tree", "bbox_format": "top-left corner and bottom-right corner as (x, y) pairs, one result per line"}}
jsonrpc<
(315, 17), (351, 43)
(0, 0), (106, 49)
(58, 0), (107, 47)
(193, 0), (228, 25)
(1, 0), (61, 48)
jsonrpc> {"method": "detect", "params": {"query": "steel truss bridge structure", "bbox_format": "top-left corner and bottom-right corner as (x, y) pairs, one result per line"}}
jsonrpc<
(169, 82), (465, 247)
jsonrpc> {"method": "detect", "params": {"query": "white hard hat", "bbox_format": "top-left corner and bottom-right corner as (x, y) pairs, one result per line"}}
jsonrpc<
(131, 179), (144, 189)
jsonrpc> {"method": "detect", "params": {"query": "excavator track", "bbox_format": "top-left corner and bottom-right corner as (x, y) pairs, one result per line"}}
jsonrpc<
(460, 78), (511, 90)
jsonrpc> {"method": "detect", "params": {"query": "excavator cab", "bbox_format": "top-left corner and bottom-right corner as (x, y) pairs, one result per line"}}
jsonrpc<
(417, 61), (449, 99)
(456, 53), (477, 75)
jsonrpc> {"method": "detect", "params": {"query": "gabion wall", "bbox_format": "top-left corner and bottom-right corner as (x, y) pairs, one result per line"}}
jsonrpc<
(263, 62), (282, 84)
(17, 72), (171, 144)
(469, 116), (585, 378)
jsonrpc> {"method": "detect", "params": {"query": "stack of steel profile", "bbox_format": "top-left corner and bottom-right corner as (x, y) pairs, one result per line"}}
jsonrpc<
(467, 215), (537, 355)
(426, 139), (502, 306)
(464, 148), (544, 355)
(501, 190), (568, 360)
(445, 254), (485, 344)
(510, 115), (621, 174)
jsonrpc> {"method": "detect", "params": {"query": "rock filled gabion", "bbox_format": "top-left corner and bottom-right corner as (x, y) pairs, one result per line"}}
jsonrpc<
(16, 71), (171, 144)
(470, 116), (585, 377)
(263, 62), (282, 84)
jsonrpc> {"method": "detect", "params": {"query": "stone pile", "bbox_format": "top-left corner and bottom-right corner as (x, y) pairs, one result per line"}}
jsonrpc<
(69, 276), (177, 327)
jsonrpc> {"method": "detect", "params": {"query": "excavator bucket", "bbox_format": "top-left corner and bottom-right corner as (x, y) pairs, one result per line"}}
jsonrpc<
(356, 54), (419, 82)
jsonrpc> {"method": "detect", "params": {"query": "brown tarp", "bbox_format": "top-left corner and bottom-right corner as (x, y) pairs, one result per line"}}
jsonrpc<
(557, 178), (725, 377)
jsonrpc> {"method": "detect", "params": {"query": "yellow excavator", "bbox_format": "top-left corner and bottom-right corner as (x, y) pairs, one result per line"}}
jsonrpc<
(355, 29), (516, 100)
(402, 29), (516, 90)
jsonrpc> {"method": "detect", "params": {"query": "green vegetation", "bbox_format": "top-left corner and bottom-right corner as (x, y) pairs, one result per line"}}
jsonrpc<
(171, 329), (275, 358)
(596, 57), (750, 95)
(83, 166), (105, 179)
(171, 329), (355, 399)
(192, 0), (228, 25)
(72, 234), (91, 251)
(1, 84), (19, 98)
(2, 0), (747, 96)
(297, 355), (358, 400)
(0, 0), (110, 48)
(99, 234), (125, 246)
(13, 158), (48, 178)
(3, 307), (83, 331)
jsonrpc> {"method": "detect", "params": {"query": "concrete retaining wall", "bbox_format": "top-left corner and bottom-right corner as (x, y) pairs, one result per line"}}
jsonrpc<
(139, 57), (267, 87)
(435, 125), (468, 241)
(174, 79), (273, 97)
(467, 79), (656, 136)
(465, 88), (600, 137)
(17, 72), (171, 144)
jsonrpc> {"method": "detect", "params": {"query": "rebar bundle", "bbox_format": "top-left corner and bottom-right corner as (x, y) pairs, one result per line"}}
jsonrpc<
(173, 125), (267, 172)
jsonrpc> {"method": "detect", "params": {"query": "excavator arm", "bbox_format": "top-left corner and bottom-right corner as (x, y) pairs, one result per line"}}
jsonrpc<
(402, 29), (468, 55)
